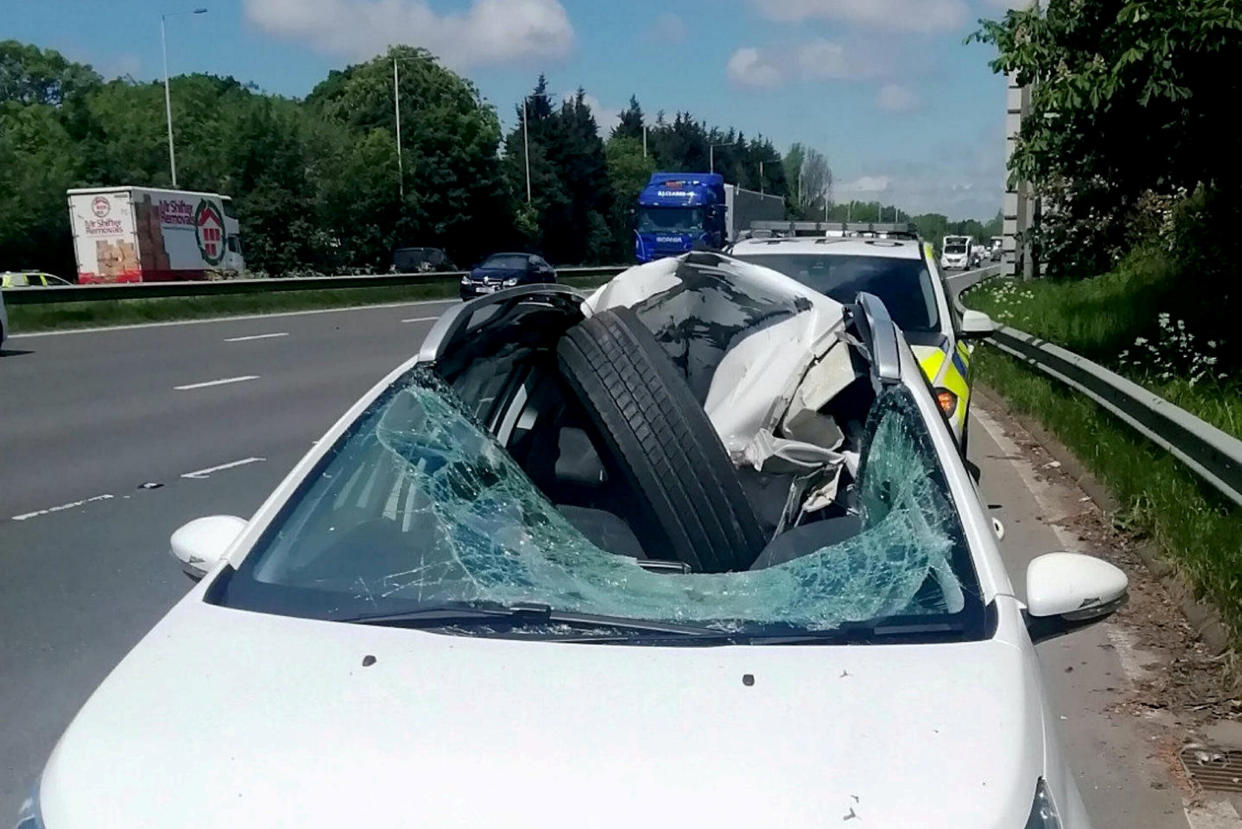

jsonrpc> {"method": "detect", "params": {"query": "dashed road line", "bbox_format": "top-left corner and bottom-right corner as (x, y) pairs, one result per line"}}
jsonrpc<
(174, 375), (260, 391)
(400, 316), (440, 323)
(224, 332), (289, 342)
(10, 299), (457, 337)
(181, 457), (266, 480)
(12, 493), (114, 521)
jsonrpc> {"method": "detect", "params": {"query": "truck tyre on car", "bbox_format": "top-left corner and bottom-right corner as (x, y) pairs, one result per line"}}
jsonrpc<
(556, 306), (766, 573)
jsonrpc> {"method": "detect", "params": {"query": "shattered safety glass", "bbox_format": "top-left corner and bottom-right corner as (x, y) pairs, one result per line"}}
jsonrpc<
(211, 366), (984, 641)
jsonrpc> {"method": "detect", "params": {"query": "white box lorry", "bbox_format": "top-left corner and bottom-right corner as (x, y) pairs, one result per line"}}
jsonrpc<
(67, 186), (245, 283)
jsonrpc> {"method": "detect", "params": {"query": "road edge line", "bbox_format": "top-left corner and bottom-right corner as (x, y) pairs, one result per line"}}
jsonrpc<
(9, 298), (457, 338)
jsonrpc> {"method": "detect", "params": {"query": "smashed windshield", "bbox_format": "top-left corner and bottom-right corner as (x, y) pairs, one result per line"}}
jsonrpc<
(211, 366), (979, 638)
(637, 207), (705, 235)
(732, 253), (940, 334)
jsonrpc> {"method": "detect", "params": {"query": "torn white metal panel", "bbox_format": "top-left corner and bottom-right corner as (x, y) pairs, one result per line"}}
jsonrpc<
(586, 253), (848, 474)
(584, 257), (683, 313)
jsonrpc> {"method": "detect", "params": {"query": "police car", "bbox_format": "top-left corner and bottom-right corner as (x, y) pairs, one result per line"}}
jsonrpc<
(727, 234), (994, 447)
(0, 271), (71, 288)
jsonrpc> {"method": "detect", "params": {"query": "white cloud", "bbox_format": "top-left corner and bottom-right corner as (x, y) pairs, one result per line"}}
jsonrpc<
(646, 12), (687, 43)
(727, 47), (784, 88)
(243, 0), (574, 68)
(836, 125), (1006, 220)
(796, 39), (860, 80)
(565, 91), (620, 133)
(728, 38), (874, 88)
(839, 175), (892, 194)
(876, 82), (918, 111)
(749, 0), (968, 32)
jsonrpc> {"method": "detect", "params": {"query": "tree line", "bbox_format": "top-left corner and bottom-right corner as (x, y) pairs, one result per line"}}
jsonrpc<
(0, 42), (792, 277)
(1, 39), (995, 278)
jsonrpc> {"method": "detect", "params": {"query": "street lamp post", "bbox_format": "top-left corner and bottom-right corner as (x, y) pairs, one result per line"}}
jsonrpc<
(522, 98), (532, 204)
(708, 143), (731, 174)
(161, 7), (207, 188)
(393, 57), (404, 200)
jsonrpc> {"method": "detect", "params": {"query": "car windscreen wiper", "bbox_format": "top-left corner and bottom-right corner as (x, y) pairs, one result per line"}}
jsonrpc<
(341, 602), (722, 638)
(732, 618), (971, 645)
(574, 617), (972, 646)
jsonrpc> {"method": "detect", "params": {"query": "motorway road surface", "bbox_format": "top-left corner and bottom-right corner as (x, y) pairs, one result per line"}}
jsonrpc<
(1, 299), (1236, 827)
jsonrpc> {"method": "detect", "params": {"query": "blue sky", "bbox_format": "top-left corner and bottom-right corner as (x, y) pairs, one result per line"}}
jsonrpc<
(8, 0), (1018, 219)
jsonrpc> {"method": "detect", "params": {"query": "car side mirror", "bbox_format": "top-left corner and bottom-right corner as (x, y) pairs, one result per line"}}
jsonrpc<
(959, 309), (996, 340)
(1024, 552), (1128, 643)
(170, 515), (247, 580)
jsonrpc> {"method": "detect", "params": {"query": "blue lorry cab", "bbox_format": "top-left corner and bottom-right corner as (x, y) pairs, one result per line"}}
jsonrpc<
(634, 173), (726, 263)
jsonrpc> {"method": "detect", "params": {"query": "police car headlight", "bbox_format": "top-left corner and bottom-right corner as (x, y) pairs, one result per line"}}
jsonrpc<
(935, 387), (958, 417)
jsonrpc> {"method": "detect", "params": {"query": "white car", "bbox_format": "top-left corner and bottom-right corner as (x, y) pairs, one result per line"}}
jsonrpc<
(23, 255), (1126, 829)
(941, 235), (972, 270)
(728, 235), (989, 445)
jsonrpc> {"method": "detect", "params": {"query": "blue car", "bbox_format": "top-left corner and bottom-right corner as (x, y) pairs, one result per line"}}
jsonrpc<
(460, 252), (556, 300)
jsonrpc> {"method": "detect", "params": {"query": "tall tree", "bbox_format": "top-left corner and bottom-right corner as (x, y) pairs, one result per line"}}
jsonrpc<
(613, 95), (644, 142)
(972, 0), (1242, 275)
(307, 45), (511, 267)
(0, 40), (101, 105)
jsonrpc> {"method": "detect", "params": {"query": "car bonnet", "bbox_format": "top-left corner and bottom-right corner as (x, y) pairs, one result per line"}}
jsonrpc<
(41, 599), (1044, 829)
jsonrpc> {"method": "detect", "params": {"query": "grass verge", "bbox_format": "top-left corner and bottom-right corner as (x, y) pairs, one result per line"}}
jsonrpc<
(6, 275), (612, 333)
(964, 261), (1241, 441)
(977, 345), (1242, 648)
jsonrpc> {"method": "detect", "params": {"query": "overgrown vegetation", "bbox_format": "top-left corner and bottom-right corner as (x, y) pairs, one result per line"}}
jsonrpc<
(972, 0), (1242, 280)
(967, 252), (1241, 441)
(976, 347), (1242, 648)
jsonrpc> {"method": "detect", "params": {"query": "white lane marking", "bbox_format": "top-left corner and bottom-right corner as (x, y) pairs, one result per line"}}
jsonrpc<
(174, 375), (260, 391)
(400, 316), (439, 323)
(972, 405), (1081, 551)
(181, 456), (266, 480)
(1184, 799), (1242, 829)
(1105, 626), (1151, 685)
(11, 299), (457, 338)
(973, 403), (1149, 692)
(224, 332), (288, 342)
(12, 493), (114, 521)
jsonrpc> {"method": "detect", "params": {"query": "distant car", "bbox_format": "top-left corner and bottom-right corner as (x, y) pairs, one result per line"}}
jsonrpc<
(391, 247), (455, 274)
(728, 235), (994, 446)
(460, 252), (557, 300)
(940, 236), (971, 270)
(0, 271), (72, 288)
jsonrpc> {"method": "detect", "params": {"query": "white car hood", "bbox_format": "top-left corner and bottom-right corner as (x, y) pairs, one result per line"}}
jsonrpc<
(43, 601), (1044, 828)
